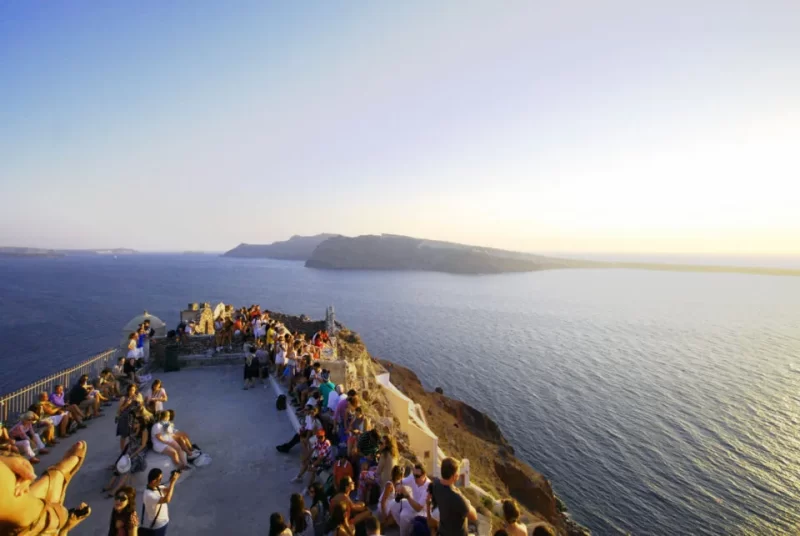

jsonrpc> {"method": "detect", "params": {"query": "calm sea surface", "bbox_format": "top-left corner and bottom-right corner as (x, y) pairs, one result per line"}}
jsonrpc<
(1, 255), (799, 535)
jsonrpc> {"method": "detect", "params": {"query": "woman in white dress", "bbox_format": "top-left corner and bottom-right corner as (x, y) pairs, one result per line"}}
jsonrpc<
(146, 379), (168, 413)
(125, 333), (138, 359)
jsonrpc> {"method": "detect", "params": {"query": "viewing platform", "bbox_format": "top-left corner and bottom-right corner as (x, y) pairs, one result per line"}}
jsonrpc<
(51, 365), (301, 535)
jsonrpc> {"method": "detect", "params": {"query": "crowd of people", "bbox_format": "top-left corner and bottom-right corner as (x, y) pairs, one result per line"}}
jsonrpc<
(1, 305), (558, 536)
(210, 304), (557, 536)
(0, 369), (127, 466)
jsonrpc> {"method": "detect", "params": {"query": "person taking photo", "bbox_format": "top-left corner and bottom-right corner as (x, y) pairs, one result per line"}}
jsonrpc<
(141, 468), (180, 535)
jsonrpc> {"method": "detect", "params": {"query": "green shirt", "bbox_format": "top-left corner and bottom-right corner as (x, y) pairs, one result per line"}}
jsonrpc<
(319, 381), (335, 407)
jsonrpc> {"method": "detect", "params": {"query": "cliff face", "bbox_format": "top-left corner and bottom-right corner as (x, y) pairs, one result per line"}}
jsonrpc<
(306, 234), (591, 275)
(379, 360), (573, 533)
(222, 234), (339, 260)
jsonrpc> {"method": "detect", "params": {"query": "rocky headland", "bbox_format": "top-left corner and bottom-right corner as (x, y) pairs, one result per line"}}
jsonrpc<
(305, 234), (593, 274)
(249, 310), (588, 534)
(222, 234), (338, 261)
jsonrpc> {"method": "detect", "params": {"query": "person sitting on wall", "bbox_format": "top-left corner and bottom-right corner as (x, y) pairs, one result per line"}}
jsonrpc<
(99, 368), (122, 400)
(334, 390), (357, 434)
(150, 411), (191, 471)
(165, 410), (196, 456)
(327, 385), (345, 414)
(9, 412), (49, 462)
(291, 428), (333, 485)
(401, 463), (431, 509)
(330, 476), (374, 528)
(30, 392), (72, 440)
(276, 405), (323, 454)
(123, 357), (143, 386)
(49, 384), (87, 427)
(68, 375), (102, 419)
(88, 378), (112, 408)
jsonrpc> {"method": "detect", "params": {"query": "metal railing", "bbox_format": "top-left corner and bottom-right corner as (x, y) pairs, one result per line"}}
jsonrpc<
(0, 348), (119, 424)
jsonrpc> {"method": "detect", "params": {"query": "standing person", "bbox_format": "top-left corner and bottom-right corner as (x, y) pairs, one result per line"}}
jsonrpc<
(289, 493), (314, 536)
(143, 319), (154, 361)
(377, 436), (398, 489)
(109, 486), (139, 536)
(146, 380), (168, 414)
(243, 348), (259, 390)
(141, 468), (180, 535)
(430, 458), (477, 536)
(127, 333), (139, 360)
(136, 325), (147, 359)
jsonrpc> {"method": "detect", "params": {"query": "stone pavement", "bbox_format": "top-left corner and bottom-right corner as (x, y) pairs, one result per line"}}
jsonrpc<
(46, 366), (303, 535)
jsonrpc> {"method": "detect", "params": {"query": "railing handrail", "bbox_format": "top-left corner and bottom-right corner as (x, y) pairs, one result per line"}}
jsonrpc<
(0, 347), (118, 424)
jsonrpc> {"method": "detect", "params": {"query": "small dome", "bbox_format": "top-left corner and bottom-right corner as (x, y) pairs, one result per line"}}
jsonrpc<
(123, 311), (166, 331)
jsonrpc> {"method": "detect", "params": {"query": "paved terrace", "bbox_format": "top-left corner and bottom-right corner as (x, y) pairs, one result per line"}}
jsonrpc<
(50, 366), (302, 535)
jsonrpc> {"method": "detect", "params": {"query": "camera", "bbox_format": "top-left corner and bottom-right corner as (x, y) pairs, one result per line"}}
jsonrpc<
(171, 468), (182, 477)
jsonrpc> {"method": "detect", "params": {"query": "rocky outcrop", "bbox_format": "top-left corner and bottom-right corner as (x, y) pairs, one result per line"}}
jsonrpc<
(306, 234), (594, 275)
(222, 234), (339, 260)
(379, 360), (585, 534)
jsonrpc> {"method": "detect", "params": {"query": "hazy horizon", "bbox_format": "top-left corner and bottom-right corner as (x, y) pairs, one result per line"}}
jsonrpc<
(2, 2), (799, 255)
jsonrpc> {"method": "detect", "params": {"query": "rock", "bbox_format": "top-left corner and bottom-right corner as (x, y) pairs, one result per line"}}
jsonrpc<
(434, 386), (444, 394)
(493, 459), (559, 525)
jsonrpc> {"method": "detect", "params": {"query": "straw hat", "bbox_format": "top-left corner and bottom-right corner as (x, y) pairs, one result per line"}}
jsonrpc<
(20, 411), (38, 422)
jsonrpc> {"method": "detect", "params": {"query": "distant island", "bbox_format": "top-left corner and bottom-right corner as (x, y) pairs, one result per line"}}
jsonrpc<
(222, 234), (338, 261)
(0, 247), (64, 258)
(0, 247), (138, 258)
(306, 234), (597, 274)
(305, 234), (800, 276)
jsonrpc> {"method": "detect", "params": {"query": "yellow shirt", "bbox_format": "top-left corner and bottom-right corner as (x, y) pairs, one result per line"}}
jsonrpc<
(267, 328), (276, 344)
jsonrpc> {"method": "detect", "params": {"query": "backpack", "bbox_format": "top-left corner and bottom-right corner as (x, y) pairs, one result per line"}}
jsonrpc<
(276, 394), (287, 411)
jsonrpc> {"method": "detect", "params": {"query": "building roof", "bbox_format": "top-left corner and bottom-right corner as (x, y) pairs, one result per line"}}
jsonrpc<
(122, 311), (166, 331)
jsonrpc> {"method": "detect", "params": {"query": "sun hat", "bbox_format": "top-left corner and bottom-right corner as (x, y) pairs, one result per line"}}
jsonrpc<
(116, 454), (132, 474)
(21, 411), (38, 422)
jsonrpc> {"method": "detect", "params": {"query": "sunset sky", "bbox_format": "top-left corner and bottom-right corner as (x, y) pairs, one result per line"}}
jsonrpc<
(1, 2), (798, 254)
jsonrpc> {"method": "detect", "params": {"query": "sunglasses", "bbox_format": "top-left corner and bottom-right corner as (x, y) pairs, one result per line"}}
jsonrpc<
(114, 496), (128, 502)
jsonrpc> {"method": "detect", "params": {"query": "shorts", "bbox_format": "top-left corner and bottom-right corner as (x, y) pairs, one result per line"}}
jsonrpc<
(45, 414), (65, 427)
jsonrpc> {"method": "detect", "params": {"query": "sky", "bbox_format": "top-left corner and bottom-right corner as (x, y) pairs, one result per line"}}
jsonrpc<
(1, 1), (799, 255)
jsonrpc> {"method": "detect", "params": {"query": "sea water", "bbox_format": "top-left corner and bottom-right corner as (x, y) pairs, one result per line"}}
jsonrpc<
(1, 255), (799, 535)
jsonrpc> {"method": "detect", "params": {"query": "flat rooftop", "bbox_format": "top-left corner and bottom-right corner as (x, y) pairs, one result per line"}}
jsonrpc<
(53, 365), (302, 535)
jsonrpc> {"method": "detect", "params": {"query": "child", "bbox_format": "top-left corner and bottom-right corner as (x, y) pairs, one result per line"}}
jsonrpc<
(356, 458), (379, 502)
